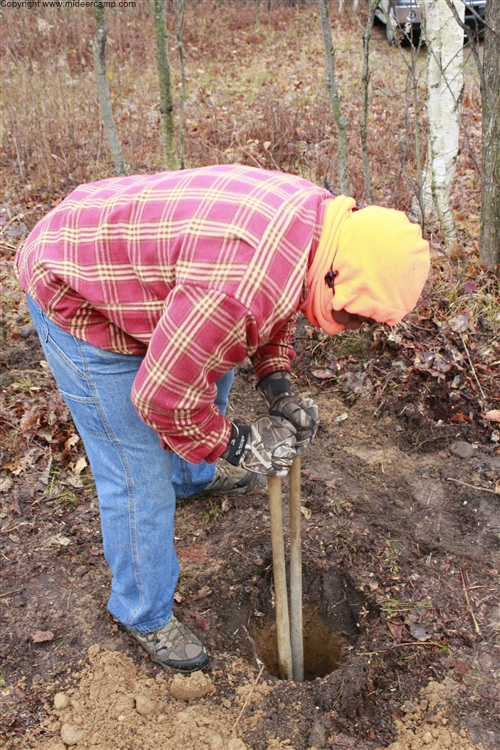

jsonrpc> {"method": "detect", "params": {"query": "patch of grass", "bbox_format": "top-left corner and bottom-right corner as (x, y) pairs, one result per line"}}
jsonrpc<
(326, 329), (374, 361)
(201, 501), (222, 526)
(380, 597), (433, 617)
(42, 467), (78, 505)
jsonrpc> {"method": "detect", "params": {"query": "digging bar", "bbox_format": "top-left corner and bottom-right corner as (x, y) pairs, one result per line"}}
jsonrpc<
(267, 472), (294, 680)
(289, 454), (304, 682)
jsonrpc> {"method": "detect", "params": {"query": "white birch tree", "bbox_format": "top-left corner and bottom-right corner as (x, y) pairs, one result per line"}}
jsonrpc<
(421, 0), (465, 248)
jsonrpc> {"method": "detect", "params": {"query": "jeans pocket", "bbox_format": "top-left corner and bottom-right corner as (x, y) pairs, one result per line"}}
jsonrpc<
(43, 332), (113, 439)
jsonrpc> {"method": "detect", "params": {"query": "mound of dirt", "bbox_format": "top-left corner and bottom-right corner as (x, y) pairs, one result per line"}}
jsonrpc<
(35, 645), (253, 750)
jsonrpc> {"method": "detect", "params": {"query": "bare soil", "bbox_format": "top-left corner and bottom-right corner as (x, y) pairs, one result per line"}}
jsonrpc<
(1, 299), (499, 750)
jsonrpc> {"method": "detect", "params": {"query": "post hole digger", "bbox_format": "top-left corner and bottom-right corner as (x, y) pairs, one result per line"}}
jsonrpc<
(268, 455), (304, 681)
(223, 373), (319, 681)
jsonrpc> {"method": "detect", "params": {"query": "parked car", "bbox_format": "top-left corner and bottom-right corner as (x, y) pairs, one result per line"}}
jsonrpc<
(373, 0), (486, 44)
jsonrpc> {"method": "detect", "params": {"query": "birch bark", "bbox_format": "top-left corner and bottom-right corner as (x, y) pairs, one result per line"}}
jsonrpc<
(421, 0), (464, 248)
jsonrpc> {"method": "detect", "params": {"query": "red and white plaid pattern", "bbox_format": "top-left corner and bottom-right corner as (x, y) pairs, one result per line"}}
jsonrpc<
(16, 165), (330, 463)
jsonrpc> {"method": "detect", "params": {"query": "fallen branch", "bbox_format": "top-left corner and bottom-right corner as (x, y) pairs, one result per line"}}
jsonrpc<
(446, 477), (498, 495)
(232, 662), (265, 731)
(0, 588), (23, 599)
(460, 566), (481, 635)
(0, 240), (17, 252)
(358, 641), (446, 656)
(0, 214), (22, 236)
(460, 333), (487, 402)
(389, 641), (446, 649)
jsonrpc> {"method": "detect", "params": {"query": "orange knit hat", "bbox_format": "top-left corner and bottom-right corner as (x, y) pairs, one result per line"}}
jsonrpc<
(302, 198), (430, 334)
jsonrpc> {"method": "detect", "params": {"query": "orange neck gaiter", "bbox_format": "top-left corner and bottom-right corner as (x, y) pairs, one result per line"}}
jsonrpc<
(302, 196), (356, 335)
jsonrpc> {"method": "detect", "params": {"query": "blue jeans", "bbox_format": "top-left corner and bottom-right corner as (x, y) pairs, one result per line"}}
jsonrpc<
(26, 296), (234, 632)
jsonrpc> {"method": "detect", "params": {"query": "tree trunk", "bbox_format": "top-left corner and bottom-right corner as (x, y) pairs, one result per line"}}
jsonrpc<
(360, 0), (379, 204)
(153, 0), (179, 170)
(317, 0), (350, 195)
(480, 0), (500, 270)
(172, 0), (186, 169)
(91, 6), (127, 176)
(421, 0), (464, 249)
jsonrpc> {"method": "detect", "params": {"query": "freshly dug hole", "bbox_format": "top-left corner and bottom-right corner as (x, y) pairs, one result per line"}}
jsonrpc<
(253, 604), (347, 680)
(243, 563), (364, 681)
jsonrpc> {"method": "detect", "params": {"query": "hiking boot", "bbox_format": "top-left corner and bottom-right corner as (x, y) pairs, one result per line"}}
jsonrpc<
(200, 462), (257, 496)
(123, 615), (209, 673)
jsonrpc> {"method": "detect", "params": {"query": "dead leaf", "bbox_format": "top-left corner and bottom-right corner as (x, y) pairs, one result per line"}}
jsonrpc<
(324, 479), (338, 489)
(191, 585), (212, 601)
(37, 429), (53, 443)
(19, 408), (39, 434)
(193, 613), (210, 631)
(13, 687), (26, 703)
(73, 456), (87, 475)
(178, 545), (208, 565)
(47, 533), (71, 547)
(64, 434), (80, 450)
(301, 469), (323, 481)
(0, 476), (13, 493)
(449, 314), (469, 333)
(301, 506), (312, 519)
(31, 630), (54, 643)
(311, 368), (336, 380)
(451, 413), (469, 423)
(431, 353), (453, 373)
(388, 621), (404, 643)
(183, 608), (210, 631)
(409, 624), (433, 642)
(3, 459), (26, 476)
(481, 410), (500, 423)
(464, 281), (477, 295)
(64, 475), (83, 488)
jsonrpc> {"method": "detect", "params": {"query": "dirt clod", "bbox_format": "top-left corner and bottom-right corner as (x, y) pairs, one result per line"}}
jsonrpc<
(60, 723), (83, 745)
(53, 694), (69, 711)
(169, 671), (215, 701)
(134, 694), (156, 716)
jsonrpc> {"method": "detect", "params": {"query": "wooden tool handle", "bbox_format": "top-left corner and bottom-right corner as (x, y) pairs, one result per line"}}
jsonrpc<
(289, 455), (304, 682)
(268, 474), (293, 680)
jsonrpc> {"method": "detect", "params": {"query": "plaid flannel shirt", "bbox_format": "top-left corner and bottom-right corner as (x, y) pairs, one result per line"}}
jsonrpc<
(16, 165), (331, 463)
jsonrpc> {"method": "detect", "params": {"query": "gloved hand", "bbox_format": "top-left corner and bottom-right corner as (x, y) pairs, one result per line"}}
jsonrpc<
(269, 393), (318, 453)
(257, 372), (318, 454)
(222, 418), (297, 477)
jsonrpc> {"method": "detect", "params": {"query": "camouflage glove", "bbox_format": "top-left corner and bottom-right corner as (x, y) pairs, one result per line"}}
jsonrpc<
(258, 372), (319, 454)
(222, 418), (297, 477)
